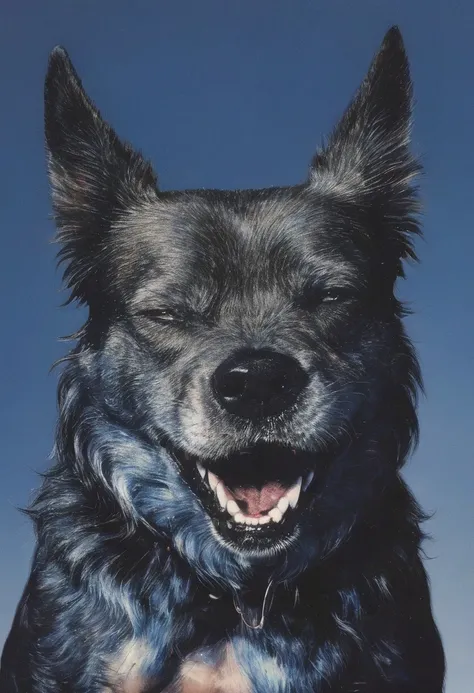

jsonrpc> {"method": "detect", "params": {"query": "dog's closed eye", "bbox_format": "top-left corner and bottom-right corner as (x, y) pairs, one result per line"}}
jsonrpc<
(320, 289), (349, 303)
(295, 286), (355, 312)
(137, 308), (182, 323)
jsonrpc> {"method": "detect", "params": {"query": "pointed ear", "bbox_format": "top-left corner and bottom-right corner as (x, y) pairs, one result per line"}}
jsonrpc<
(45, 47), (158, 306)
(310, 27), (420, 202)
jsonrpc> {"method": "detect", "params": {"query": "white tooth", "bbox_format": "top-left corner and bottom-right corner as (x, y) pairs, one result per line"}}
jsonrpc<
(287, 477), (302, 509)
(215, 482), (228, 509)
(226, 499), (240, 516)
(208, 471), (219, 491)
(303, 471), (314, 491)
(269, 508), (283, 523)
(259, 515), (271, 525)
(234, 512), (246, 523)
(196, 463), (206, 480)
(277, 497), (289, 514)
(251, 518), (259, 525)
(245, 517), (253, 525)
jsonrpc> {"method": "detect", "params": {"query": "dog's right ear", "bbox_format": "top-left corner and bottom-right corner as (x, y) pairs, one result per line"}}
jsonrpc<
(45, 47), (158, 306)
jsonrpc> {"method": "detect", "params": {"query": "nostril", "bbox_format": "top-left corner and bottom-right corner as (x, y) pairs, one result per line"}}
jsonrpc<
(218, 368), (249, 400)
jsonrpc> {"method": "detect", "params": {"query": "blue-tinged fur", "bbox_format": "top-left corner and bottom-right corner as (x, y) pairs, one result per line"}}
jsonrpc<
(1, 27), (445, 692)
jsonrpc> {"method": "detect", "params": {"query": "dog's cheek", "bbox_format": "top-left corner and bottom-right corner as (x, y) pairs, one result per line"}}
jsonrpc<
(324, 319), (396, 385)
(89, 332), (171, 431)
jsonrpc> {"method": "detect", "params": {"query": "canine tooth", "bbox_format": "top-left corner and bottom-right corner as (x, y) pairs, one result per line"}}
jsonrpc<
(208, 471), (219, 491)
(269, 508), (283, 523)
(226, 499), (240, 516)
(303, 471), (314, 491)
(259, 515), (271, 525)
(215, 482), (227, 509)
(196, 463), (206, 480)
(287, 477), (302, 509)
(234, 512), (246, 523)
(277, 497), (289, 514)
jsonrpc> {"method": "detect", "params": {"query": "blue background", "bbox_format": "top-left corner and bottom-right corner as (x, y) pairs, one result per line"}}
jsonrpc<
(0, 2), (472, 690)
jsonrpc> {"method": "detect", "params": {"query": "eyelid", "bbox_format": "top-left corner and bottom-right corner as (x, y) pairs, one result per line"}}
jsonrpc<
(136, 307), (180, 321)
(295, 284), (355, 310)
(134, 305), (212, 326)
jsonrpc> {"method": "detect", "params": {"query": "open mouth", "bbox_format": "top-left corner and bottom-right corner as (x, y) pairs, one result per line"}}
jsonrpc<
(202, 468), (308, 526)
(170, 442), (329, 546)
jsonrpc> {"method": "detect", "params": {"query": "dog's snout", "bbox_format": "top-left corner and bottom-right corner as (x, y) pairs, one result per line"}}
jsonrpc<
(211, 349), (309, 419)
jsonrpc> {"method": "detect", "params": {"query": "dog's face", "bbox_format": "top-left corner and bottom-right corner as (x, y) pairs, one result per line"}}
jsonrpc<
(46, 28), (420, 582)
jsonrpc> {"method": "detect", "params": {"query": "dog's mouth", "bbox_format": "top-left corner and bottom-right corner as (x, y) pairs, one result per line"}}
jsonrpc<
(169, 442), (332, 548)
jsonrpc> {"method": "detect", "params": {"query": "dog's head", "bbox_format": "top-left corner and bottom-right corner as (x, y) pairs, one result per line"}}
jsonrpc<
(46, 28), (421, 586)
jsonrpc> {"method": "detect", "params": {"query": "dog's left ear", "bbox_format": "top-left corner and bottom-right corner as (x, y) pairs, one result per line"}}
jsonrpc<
(310, 27), (419, 207)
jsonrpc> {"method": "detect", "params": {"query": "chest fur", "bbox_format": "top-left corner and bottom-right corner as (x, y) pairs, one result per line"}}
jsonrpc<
(105, 639), (250, 693)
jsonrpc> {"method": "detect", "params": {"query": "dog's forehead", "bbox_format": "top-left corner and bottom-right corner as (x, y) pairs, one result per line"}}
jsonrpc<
(116, 188), (362, 298)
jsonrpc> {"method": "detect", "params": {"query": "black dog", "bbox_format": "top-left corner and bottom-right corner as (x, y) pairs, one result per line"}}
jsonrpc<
(1, 27), (445, 693)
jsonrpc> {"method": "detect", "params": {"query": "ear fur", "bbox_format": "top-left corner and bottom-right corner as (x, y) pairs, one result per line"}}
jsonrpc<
(310, 27), (421, 274)
(45, 47), (158, 306)
(311, 27), (419, 197)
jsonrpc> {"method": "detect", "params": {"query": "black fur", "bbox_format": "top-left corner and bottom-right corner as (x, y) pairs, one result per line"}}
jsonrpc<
(1, 27), (445, 692)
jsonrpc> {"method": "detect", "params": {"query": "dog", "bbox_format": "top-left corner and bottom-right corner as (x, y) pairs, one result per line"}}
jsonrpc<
(0, 26), (445, 693)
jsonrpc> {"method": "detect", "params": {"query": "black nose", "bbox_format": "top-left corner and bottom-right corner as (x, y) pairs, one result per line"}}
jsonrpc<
(212, 349), (309, 419)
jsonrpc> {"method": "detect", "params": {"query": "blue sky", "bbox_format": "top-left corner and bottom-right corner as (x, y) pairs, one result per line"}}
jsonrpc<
(0, 1), (472, 690)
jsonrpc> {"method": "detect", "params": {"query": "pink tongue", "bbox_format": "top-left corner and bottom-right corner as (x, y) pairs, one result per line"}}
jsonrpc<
(229, 482), (288, 516)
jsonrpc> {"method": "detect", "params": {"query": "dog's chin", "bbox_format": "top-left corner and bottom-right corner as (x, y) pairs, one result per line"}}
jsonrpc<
(166, 440), (335, 555)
